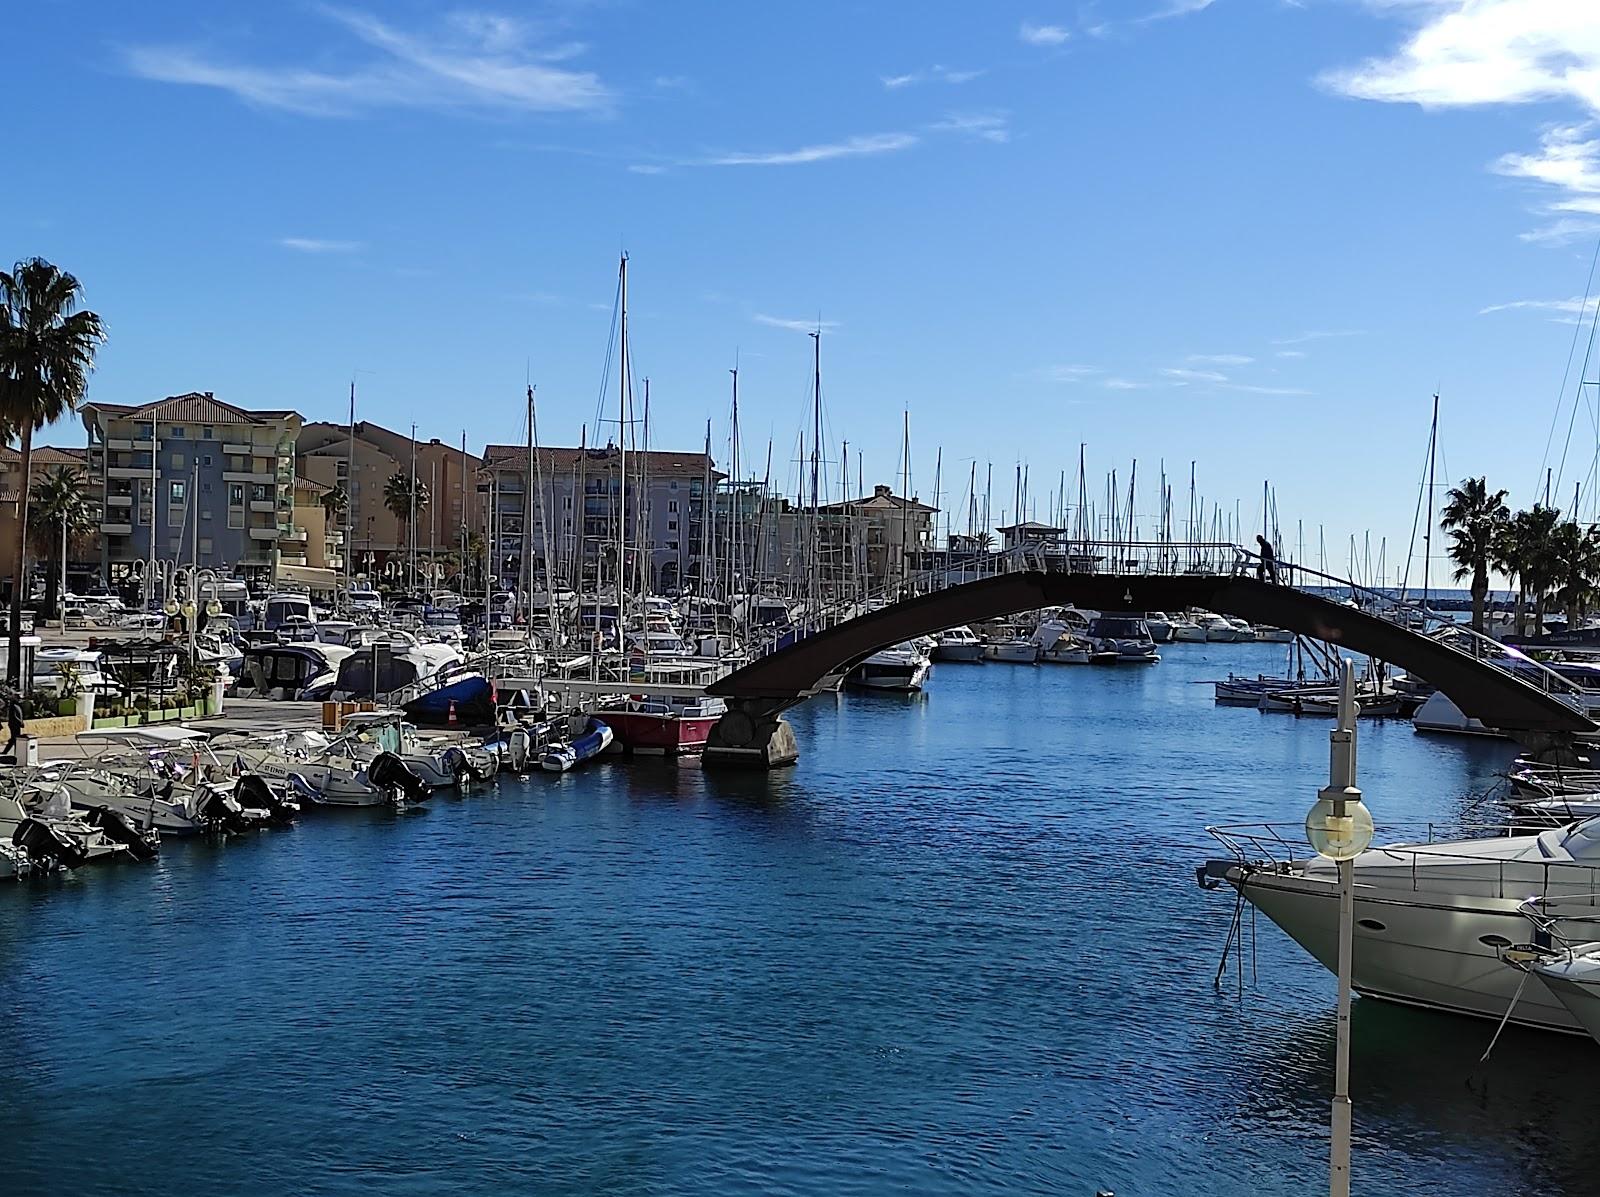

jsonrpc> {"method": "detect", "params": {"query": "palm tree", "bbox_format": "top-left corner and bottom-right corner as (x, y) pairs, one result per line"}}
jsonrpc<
(382, 471), (430, 587)
(1550, 520), (1600, 628)
(0, 259), (105, 681)
(28, 465), (94, 618)
(320, 483), (348, 524)
(1440, 477), (1509, 633)
(1503, 504), (1564, 635)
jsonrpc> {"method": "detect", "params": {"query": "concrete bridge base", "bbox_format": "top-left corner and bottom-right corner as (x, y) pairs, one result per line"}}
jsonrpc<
(702, 700), (799, 769)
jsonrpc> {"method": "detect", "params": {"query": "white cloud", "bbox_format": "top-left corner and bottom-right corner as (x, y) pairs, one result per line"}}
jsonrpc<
(1275, 349), (1307, 359)
(1187, 353), (1253, 365)
(754, 314), (839, 333)
(882, 65), (983, 89)
(123, 7), (610, 117)
(1038, 364), (1102, 382)
(279, 237), (363, 253)
(1143, 0), (1217, 21)
(1019, 22), (1071, 46)
(627, 163), (667, 175)
(702, 133), (918, 167)
(1322, 1), (1600, 243)
(1104, 377), (1152, 390)
(1272, 329), (1364, 345)
(1223, 383), (1310, 396)
(928, 111), (1011, 143)
(1480, 295), (1600, 316)
(1162, 367), (1228, 383)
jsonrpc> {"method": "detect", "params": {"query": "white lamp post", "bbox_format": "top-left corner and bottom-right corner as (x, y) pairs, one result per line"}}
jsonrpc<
(1305, 659), (1375, 1197)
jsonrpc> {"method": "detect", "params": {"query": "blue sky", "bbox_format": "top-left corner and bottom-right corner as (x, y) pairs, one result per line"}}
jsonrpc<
(8, 0), (1600, 585)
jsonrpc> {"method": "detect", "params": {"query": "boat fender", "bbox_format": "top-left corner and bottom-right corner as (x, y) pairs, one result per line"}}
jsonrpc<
(85, 807), (159, 861)
(12, 817), (89, 870)
(368, 752), (432, 802)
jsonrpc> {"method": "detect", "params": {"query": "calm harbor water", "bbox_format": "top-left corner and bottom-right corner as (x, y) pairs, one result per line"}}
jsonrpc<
(4, 642), (1597, 1196)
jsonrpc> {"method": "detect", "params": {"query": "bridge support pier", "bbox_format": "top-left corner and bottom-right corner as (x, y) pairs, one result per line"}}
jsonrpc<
(702, 699), (799, 769)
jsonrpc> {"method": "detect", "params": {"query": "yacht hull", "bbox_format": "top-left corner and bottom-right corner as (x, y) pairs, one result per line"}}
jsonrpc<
(932, 643), (984, 662)
(1230, 867), (1585, 1033)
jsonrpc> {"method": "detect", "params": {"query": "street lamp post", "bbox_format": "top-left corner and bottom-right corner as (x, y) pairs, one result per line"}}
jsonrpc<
(1305, 659), (1374, 1197)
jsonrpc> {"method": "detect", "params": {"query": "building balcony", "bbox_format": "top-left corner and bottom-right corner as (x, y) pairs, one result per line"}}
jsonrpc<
(281, 527), (309, 543)
(107, 466), (152, 480)
(248, 526), (282, 541)
(224, 471), (277, 485)
(327, 531), (344, 544)
(250, 499), (277, 513)
(105, 494), (133, 507)
(106, 438), (158, 452)
(101, 522), (133, 536)
(222, 442), (254, 455)
(279, 554), (308, 567)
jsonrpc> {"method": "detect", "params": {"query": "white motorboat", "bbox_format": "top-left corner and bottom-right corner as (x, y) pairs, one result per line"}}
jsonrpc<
(1143, 613), (1174, 643)
(1201, 818), (1600, 1033)
(1087, 615), (1160, 663)
(1412, 691), (1504, 737)
(1254, 626), (1294, 643)
(1034, 620), (1111, 665)
(932, 626), (985, 662)
(982, 623), (1041, 663)
(1225, 617), (1257, 642)
(1170, 616), (1207, 643)
(848, 643), (932, 691)
(1527, 942), (1600, 1044)
(1196, 612), (1241, 642)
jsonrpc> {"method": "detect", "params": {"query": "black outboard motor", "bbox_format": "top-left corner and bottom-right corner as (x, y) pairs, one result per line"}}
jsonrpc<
(193, 786), (253, 834)
(12, 818), (89, 870)
(235, 772), (298, 825)
(367, 752), (432, 803)
(83, 807), (159, 861)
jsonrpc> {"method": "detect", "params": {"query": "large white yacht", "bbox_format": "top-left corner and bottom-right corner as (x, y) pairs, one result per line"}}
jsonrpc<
(1202, 818), (1600, 1034)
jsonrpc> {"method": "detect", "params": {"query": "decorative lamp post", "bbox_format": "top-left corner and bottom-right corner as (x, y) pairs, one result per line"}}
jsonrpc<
(1304, 659), (1374, 1197)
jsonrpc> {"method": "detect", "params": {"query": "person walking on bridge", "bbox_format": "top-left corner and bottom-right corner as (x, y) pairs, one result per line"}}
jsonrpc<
(1255, 534), (1279, 584)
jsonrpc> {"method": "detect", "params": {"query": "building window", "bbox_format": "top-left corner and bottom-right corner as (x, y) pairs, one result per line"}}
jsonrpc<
(229, 509), (244, 530)
(199, 538), (213, 555)
(170, 480), (186, 503)
(202, 482), (212, 494)
(668, 520), (678, 531)
(201, 509), (212, 521)
(170, 426), (185, 438)
(172, 453), (185, 469)
(202, 426), (214, 439)
(203, 455), (212, 467)
(228, 483), (244, 506)
(666, 539), (679, 550)
(668, 501), (678, 513)
(670, 480), (678, 490)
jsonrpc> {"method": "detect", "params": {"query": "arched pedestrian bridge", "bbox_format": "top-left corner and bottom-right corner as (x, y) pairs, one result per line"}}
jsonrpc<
(701, 569), (1593, 767)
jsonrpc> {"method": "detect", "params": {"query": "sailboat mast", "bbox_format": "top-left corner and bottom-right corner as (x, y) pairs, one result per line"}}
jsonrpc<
(344, 380), (355, 601)
(522, 384), (535, 607)
(729, 364), (740, 602)
(1422, 393), (1439, 619)
(616, 253), (628, 633)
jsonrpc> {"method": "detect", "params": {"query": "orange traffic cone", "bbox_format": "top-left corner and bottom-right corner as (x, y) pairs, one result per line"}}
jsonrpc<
(448, 699), (458, 726)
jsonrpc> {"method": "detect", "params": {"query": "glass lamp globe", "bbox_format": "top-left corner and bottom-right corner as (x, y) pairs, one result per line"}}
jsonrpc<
(163, 600), (179, 616)
(1305, 793), (1374, 861)
(181, 601), (196, 618)
(205, 600), (222, 617)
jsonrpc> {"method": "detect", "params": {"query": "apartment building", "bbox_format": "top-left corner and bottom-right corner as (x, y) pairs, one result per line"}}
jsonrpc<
(81, 393), (302, 584)
(298, 421), (481, 579)
(478, 442), (721, 592)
